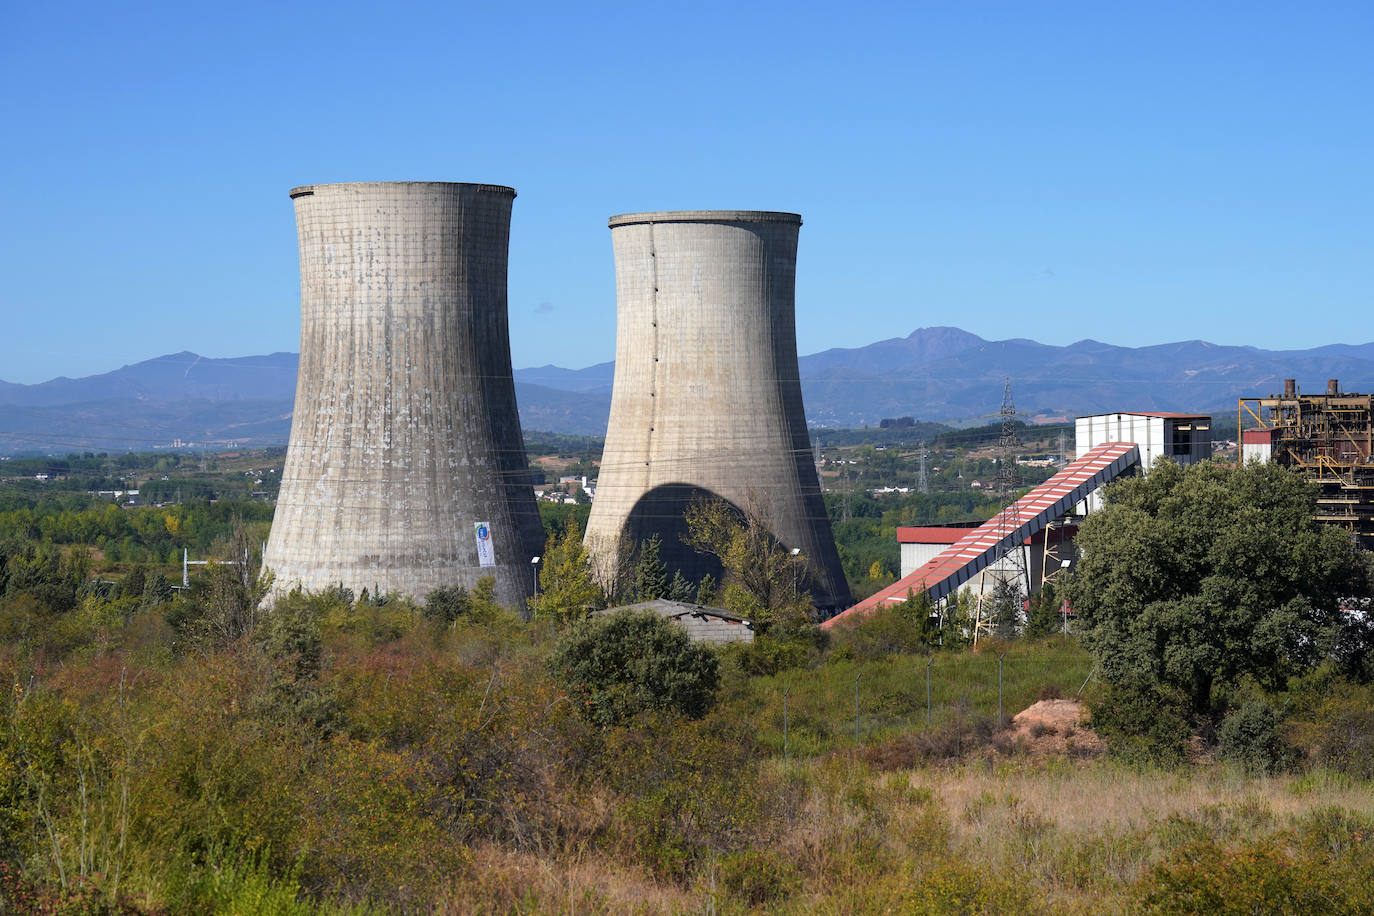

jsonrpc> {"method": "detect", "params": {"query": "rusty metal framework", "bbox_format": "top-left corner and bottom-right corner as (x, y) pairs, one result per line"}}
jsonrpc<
(1239, 380), (1374, 546)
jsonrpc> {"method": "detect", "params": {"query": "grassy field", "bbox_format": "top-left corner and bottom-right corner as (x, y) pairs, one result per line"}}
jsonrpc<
(730, 637), (1096, 757)
(2, 597), (1371, 915)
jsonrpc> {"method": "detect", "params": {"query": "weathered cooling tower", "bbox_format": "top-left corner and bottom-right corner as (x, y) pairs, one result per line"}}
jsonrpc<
(263, 181), (544, 607)
(585, 210), (852, 610)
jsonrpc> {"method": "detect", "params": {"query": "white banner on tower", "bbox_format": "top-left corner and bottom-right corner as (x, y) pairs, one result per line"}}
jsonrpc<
(473, 522), (496, 567)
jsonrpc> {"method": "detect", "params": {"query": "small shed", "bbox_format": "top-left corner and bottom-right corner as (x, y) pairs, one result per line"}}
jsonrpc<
(602, 599), (755, 645)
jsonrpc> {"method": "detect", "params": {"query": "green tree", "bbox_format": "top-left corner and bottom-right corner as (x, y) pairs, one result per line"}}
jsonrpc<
(896, 587), (942, 647)
(1023, 582), (1062, 638)
(1068, 458), (1371, 722)
(528, 515), (602, 626)
(549, 609), (720, 727)
(120, 565), (147, 600)
(469, 575), (505, 621)
(667, 570), (694, 603)
(185, 521), (271, 647)
(633, 535), (669, 601)
(682, 498), (813, 632)
(423, 584), (471, 624)
(140, 572), (173, 610)
(695, 573), (717, 607)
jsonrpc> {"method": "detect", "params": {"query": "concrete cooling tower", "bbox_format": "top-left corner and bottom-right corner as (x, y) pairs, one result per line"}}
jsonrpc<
(263, 181), (545, 607)
(584, 210), (852, 610)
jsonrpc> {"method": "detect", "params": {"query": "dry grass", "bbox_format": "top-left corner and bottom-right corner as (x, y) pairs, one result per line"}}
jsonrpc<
(426, 753), (1374, 914)
(924, 763), (1374, 838)
(444, 846), (697, 915)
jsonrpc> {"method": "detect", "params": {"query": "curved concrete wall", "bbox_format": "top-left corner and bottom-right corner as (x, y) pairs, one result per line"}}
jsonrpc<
(263, 181), (544, 607)
(585, 210), (852, 610)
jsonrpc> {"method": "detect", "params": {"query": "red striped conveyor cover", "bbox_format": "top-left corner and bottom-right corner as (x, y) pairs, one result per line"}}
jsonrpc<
(820, 442), (1140, 629)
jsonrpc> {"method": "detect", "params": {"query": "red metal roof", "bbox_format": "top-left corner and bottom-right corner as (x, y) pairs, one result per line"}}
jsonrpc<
(896, 527), (968, 544)
(821, 442), (1141, 630)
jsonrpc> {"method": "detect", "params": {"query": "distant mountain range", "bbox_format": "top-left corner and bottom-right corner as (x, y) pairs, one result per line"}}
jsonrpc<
(2, 328), (1372, 453)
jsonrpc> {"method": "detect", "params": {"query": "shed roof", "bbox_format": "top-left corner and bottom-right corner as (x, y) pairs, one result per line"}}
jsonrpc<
(605, 600), (754, 627)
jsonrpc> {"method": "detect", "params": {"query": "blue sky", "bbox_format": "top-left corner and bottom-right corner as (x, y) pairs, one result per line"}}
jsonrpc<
(1, 1), (1370, 384)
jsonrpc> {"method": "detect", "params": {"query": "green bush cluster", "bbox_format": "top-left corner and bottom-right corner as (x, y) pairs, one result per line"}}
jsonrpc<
(1285, 676), (1374, 779)
(549, 609), (720, 727)
(1137, 811), (1374, 915)
(1088, 678), (1194, 767)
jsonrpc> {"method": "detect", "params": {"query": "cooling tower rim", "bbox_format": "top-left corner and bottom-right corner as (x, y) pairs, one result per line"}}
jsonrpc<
(289, 181), (517, 200)
(608, 210), (802, 228)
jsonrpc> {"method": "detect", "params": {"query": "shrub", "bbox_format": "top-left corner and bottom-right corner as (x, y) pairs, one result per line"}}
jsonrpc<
(549, 610), (720, 727)
(422, 585), (470, 624)
(254, 608), (338, 735)
(600, 713), (764, 884)
(1294, 806), (1374, 858)
(833, 860), (1044, 914)
(718, 848), (799, 907)
(1137, 834), (1374, 915)
(1217, 701), (1297, 775)
(860, 708), (1001, 770)
(129, 653), (309, 877)
(319, 595), (419, 647)
(0, 864), (154, 915)
(829, 605), (935, 662)
(727, 634), (813, 676)
(1088, 678), (1192, 767)
(162, 852), (317, 916)
(1286, 678), (1374, 778)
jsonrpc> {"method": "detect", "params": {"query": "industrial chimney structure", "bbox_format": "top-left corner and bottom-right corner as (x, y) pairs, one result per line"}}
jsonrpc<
(263, 181), (544, 607)
(585, 210), (852, 610)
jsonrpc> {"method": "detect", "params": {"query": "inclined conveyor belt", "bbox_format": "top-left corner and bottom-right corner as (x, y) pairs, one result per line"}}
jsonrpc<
(820, 442), (1141, 629)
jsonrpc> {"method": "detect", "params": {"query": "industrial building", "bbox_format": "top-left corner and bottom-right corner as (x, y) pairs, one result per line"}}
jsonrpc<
(584, 210), (852, 611)
(898, 523), (1078, 599)
(1240, 379), (1374, 547)
(1074, 411), (1212, 511)
(263, 182), (545, 607)
(1075, 411), (1212, 466)
(898, 525), (975, 576)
